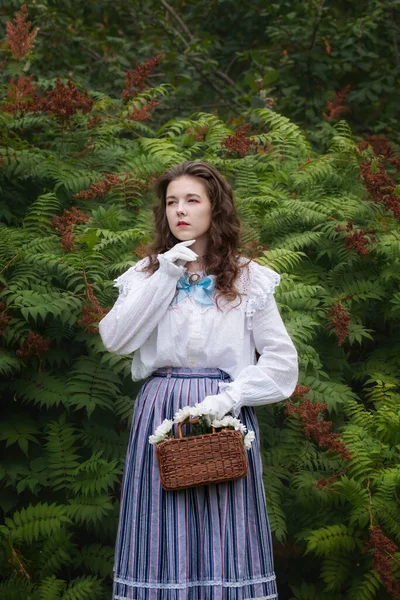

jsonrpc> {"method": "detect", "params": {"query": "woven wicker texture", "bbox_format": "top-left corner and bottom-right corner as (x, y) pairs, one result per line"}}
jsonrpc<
(156, 428), (248, 491)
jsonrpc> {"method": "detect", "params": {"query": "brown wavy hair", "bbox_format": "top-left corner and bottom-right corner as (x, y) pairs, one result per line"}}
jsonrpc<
(139, 161), (251, 310)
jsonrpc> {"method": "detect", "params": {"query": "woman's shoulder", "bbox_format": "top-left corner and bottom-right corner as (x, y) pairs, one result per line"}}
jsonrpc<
(236, 255), (281, 294)
(113, 255), (153, 295)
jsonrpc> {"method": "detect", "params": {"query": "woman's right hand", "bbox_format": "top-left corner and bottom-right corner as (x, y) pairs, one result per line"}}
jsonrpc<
(161, 240), (198, 267)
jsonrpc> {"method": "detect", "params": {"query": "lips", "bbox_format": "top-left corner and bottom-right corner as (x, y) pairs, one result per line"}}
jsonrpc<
(177, 221), (189, 226)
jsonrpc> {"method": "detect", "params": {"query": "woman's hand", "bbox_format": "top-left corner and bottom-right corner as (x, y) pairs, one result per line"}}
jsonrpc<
(194, 391), (235, 420)
(162, 240), (198, 267)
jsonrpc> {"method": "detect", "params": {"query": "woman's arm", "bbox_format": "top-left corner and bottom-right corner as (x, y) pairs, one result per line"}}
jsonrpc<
(195, 263), (298, 419)
(99, 255), (185, 355)
(216, 293), (299, 416)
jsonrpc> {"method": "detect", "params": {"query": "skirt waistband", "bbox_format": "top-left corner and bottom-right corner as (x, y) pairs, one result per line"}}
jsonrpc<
(151, 367), (231, 380)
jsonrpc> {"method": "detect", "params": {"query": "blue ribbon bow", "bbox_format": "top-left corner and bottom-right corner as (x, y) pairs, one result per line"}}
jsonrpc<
(172, 274), (216, 307)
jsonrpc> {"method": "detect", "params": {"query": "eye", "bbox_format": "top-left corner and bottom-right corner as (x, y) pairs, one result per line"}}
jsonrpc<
(188, 198), (199, 202)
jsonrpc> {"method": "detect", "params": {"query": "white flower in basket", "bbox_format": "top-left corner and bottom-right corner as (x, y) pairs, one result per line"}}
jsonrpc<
(149, 405), (255, 450)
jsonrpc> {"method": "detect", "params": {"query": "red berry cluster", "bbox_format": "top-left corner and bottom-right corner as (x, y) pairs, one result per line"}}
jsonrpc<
(323, 84), (351, 121)
(284, 399), (352, 461)
(221, 124), (255, 157)
(16, 331), (50, 359)
(335, 221), (377, 256)
(359, 135), (400, 171)
(44, 78), (94, 122)
(326, 302), (351, 347)
(221, 123), (254, 156)
(362, 525), (400, 599)
(6, 4), (38, 61)
(74, 173), (120, 200)
(314, 467), (348, 489)
(78, 283), (109, 334)
(1, 75), (94, 121)
(291, 384), (312, 400)
(0, 301), (10, 336)
(51, 207), (89, 252)
(126, 99), (160, 122)
(359, 159), (400, 219)
(122, 55), (162, 100)
(1, 74), (41, 116)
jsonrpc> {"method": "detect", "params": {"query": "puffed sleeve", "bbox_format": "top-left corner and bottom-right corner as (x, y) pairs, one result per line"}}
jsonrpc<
(217, 262), (299, 417)
(98, 254), (186, 355)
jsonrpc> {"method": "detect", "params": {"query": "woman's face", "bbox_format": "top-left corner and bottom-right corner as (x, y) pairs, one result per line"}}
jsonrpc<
(165, 175), (212, 243)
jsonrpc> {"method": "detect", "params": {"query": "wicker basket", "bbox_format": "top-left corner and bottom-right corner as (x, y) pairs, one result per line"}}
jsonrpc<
(155, 417), (248, 491)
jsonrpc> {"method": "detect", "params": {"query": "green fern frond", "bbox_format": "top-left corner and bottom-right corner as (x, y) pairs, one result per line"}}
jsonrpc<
(44, 414), (81, 491)
(67, 356), (122, 416)
(304, 524), (362, 556)
(23, 193), (60, 234)
(35, 575), (66, 600)
(66, 495), (114, 526)
(60, 575), (103, 600)
(2, 502), (71, 544)
(0, 416), (40, 457)
(346, 570), (381, 600)
(70, 451), (122, 496)
(37, 528), (76, 577)
(256, 248), (306, 273)
(75, 543), (114, 577)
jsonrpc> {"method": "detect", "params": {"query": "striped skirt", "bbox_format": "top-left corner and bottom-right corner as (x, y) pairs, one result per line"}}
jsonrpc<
(113, 367), (278, 600)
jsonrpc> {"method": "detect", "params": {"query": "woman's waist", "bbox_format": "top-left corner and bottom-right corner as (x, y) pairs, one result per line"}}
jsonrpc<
(150, 366), (231, 380)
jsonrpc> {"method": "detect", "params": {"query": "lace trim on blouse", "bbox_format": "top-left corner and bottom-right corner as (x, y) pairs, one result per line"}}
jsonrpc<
(113, 256), (281, 328)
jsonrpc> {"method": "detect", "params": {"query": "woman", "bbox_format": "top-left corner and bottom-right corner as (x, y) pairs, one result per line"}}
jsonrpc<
(99, 161), (299, 600)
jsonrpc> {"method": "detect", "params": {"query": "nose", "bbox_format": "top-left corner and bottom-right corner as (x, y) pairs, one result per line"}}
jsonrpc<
(177, 204), (187, 216)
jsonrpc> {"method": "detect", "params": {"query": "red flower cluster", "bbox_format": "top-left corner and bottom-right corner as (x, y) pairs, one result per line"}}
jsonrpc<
(359, 135), (400, 171)
(87, 115), (102, 129)
(78, 284), (109, 334)
(1, 74), (42, 116)
(335, 221), (377, 256)
(362, 526), (400, 599)
(0, 301), (10, 336)
(221, 124), (254, 157)
(16, 331), (50, 359)
(1, 76), (94, 121)
(285, 399), (352, 461)
(314, 467), (347, 489)
(122, 55), (162, 100)
(126, 99), (160, 122)
(323, 84), (351, 121)
(45, 78), (94, 122)
(359, 159), (400, 219)
(74, 173), (120, 200)
(326, 302), (351, 347)
(6, 4), (39, 61)
(291, 384), (312, 400)
(51, 207), (89, 252)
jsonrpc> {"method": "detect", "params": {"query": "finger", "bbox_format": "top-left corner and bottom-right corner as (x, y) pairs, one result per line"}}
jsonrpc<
(175, 247), (198, 259)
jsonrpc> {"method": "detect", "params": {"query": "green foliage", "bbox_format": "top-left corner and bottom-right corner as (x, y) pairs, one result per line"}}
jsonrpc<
(0, 32), (399, 599)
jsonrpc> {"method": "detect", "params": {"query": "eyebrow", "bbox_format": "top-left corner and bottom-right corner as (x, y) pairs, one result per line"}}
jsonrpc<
(166, 193), (201, 200)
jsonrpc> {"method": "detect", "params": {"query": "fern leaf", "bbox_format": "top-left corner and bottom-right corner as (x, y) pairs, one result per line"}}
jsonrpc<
(2, 502), (71, 543)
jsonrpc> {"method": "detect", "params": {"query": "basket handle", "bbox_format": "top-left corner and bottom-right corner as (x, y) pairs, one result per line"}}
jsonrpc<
(177, 417), (216, 439)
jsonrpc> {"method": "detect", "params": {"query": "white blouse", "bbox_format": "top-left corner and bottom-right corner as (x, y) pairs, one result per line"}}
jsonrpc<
(98, 254), (299, 417)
